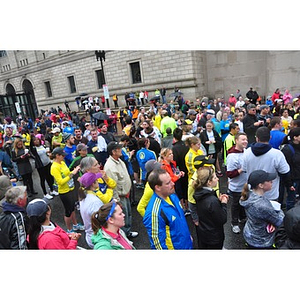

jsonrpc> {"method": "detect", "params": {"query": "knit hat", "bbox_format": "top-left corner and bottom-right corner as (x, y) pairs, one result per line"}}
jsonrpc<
(62, 132), (72, 143)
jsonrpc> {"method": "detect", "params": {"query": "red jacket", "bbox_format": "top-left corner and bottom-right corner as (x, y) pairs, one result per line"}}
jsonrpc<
(161, 160), (179, 183)
(38, 224), (78, 249)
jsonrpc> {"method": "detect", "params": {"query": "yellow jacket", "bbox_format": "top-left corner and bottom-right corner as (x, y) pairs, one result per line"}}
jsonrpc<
(185, 148), (204, 182)
(92, 176), (117, 204)
(137, 182), (153, 217)
(50, 161), (74, 194)
(153, 114), (162, 130)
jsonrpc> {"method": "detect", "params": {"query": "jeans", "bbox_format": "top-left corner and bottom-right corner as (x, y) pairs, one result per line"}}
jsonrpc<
(279, 178), (300, 211)
(228, 190), (246, 226)
(286, 180), (300, 211)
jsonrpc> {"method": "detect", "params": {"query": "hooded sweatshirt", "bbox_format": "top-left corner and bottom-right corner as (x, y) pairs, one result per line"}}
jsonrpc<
(226, 146), (247, 192)
(242, 142), (291, 200)
(239, 192), (284, 248)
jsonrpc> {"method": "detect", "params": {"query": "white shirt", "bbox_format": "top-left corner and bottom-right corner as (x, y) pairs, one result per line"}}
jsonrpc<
(80, 193), (103, 248)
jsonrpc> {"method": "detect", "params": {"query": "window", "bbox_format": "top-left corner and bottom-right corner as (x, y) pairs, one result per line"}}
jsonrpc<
(67, 75), (76, 93)
(44, 81), (52, 97)
(2, 64), (11, 72)
(0, 51), (7, 57)
(130, 61), (142, 84)
(19, 59), (28, 67)
(95, 69), (106, 89)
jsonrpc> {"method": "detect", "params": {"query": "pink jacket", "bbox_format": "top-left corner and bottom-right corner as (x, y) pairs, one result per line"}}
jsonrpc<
(38, 224), (78, 250)
(283, 92), (292, 105)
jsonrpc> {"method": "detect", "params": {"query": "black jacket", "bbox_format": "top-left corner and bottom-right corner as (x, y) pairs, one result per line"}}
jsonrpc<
(0, 202), (27, 249)
(193, 188), (227, 245)
(200, 129), (222, 154)
(242, 113), (261, 144)
(281, 143), (300, 180)
(11, 148), (32, 176)
(275, 204), (300, 249)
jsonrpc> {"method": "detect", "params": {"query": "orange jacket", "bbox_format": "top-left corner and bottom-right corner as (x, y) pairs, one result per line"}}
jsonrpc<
(161, 160), (179, 183)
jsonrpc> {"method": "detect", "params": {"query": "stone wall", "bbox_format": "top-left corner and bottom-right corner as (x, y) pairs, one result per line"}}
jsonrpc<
(1, 50), (300, 114)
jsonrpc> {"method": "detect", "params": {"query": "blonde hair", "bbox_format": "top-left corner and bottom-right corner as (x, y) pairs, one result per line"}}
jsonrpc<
(240, 183), (250, 201)
(160, 147), (172, 160)
(192, 167), (214, 190)
(13, 138), (24, 156)
(185, 136), (200, 148)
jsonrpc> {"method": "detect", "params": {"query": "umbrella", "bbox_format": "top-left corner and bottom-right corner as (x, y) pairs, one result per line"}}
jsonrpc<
(79, 92), (88, 97)
(150, 96), (160, 101)
(82, 99), (89, 104)
(75, 96), (81, 100)
(169, 91), (183, 97)
(93, 112), (109, 120)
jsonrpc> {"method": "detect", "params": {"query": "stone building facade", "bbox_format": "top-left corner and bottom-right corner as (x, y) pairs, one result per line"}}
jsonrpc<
(0, 50), (300, 119)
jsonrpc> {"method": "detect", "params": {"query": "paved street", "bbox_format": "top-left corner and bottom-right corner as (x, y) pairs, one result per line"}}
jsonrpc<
(23, 158), (246, 250)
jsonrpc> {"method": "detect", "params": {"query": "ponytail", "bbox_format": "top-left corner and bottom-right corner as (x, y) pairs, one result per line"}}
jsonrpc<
(240, 183), (250, 201)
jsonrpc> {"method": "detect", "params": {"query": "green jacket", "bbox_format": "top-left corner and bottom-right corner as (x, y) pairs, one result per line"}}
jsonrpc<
(91, 228), (135, 250)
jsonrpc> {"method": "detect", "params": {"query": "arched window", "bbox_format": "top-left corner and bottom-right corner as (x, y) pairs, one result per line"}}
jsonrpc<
(6, 83), (16, 95)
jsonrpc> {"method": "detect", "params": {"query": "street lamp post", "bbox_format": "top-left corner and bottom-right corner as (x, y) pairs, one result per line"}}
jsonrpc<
(95, 50), (105, 71)
(95, 51), (109, 108)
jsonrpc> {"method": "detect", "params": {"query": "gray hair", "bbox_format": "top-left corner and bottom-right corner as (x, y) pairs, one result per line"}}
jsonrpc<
(80, 156), (97, 173)
(5, 186), (27, 205)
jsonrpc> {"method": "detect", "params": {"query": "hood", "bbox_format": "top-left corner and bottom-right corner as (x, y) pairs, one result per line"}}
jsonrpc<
(227, 145), (243, 155)
(250, 142), (272, 156)
(2, 201), (26, 213)
(193, 187), (215, 202)
(284, 205), (300, 242)
(239, 191), (262, 209)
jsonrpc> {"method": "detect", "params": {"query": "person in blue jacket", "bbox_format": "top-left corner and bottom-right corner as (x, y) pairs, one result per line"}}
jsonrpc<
(136, 138), (156, 186)
(143, 168), (193, 249)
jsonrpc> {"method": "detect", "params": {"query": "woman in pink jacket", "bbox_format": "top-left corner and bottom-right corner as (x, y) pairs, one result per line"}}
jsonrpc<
(26, 199), (81, 249)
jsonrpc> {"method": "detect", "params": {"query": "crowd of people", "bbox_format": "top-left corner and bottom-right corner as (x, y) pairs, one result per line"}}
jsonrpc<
(1, 86), (300, 250)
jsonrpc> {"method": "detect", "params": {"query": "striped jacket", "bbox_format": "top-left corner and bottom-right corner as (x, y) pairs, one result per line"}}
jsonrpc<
(0, 202), (27, 249)
(143, 192), (193, 250)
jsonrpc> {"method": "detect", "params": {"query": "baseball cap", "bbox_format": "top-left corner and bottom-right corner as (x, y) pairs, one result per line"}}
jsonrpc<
(183, 119), (193, 125)
(76, 143), (88, 151)
(79, 172), (102, 188)
(188, 109), (197, 115)
(51, 127), (61, 133)
(248, 170), (277, 189)
(107, 141), (123, 155)
(206, 109), (215, 115)
(52, 147), (66, 156)
(26, 198), (50, 217)
(145, 159), (162, 173)
(193, 155), (215, 169)
(259, 105), (269, 110)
